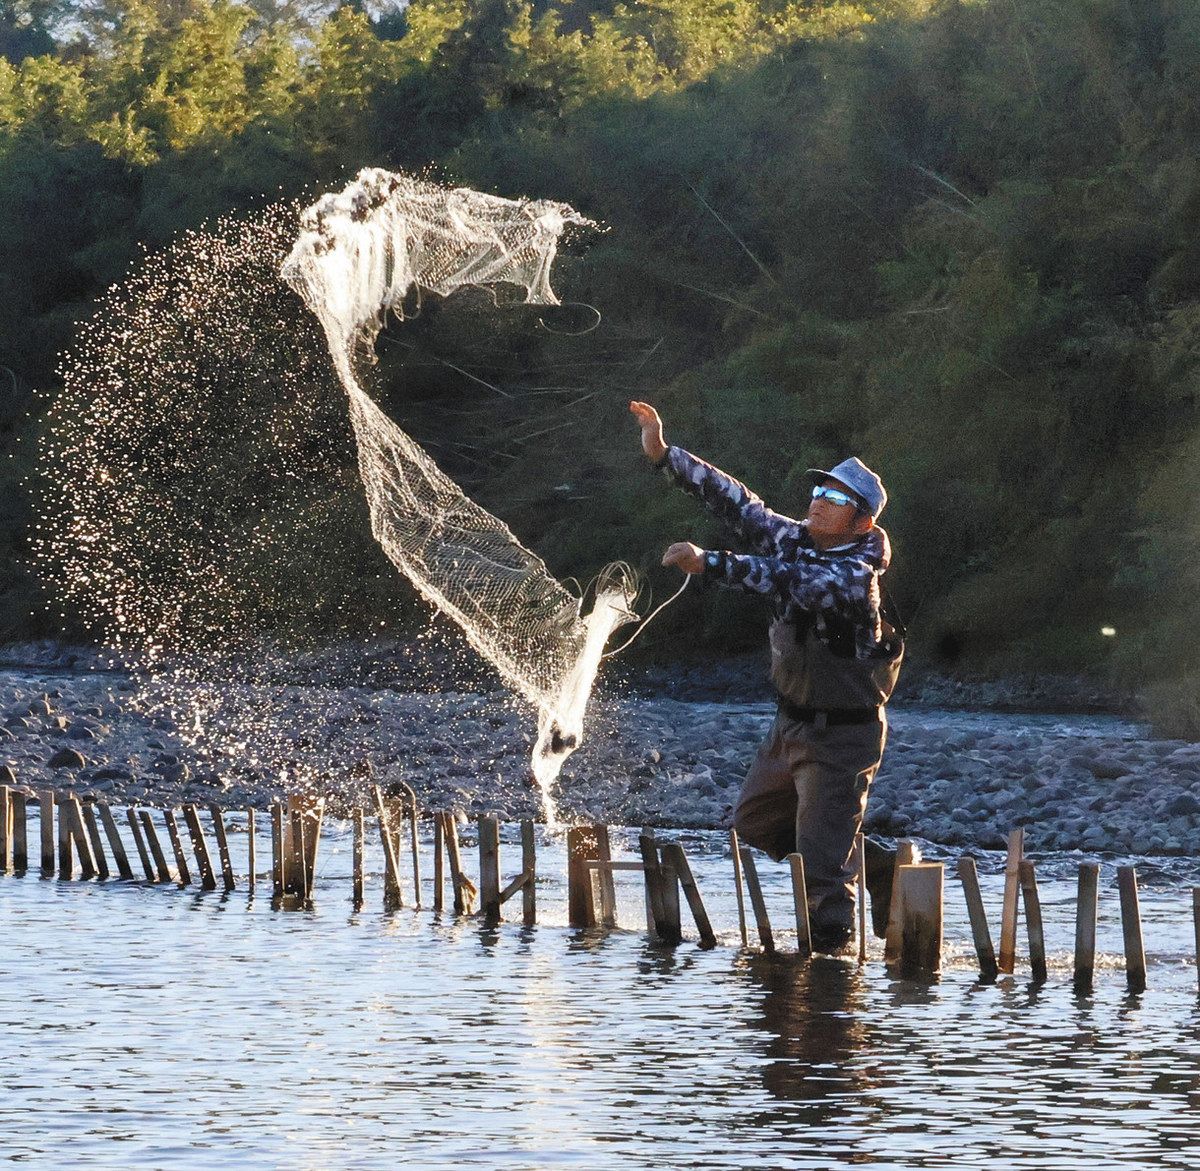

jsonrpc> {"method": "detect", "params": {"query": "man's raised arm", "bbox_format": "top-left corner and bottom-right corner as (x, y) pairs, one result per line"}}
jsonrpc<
(629, 400), (803, 556)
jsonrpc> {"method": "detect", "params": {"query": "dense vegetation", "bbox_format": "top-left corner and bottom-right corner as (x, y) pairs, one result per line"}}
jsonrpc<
(3, 0), (1200, 722)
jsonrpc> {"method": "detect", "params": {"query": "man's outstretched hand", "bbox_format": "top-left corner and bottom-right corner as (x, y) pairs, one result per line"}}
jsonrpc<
(629, 400), (667, 463)
(662, 541), (705, 575)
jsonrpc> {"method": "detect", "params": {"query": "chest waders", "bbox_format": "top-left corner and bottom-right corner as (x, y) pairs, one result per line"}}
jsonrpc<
(733, 602), (904, 938)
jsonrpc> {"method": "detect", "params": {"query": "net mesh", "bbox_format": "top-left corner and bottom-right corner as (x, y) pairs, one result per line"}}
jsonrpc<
(281, 169), (637, 812)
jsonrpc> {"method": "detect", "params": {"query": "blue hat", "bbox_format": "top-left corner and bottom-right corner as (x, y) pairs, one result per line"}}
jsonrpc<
(805, 457), (887, 519)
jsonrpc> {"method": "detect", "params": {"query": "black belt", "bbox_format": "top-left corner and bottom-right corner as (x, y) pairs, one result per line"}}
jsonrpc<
(777, 696), (880, 727)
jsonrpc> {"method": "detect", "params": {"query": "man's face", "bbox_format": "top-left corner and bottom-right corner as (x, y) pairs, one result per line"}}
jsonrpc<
(806, 477), (872, 546)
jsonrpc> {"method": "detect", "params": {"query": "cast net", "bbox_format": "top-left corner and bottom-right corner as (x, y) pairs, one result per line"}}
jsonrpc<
(281, 170), (637, 812)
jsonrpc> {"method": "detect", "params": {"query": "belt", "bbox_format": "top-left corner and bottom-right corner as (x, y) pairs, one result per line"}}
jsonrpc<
(777, 696), (881, 728)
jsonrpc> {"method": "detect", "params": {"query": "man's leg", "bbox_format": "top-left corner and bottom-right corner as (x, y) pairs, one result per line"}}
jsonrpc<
(732, 716), (800, 862)
(793, 717), (887, 941)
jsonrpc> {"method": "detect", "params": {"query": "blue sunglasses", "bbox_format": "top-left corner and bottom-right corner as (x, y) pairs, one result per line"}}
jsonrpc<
(811, 484), (862, 509)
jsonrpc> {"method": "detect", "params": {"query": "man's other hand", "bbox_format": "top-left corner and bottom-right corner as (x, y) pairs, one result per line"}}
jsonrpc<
(629, 400), (667, 463)
(662, 541), (705, 574)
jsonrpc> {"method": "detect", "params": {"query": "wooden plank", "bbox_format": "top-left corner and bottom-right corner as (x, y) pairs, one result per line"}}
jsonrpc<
(585, 860), (646, 872)
(433, 812), (444, 912)
(352, 808), (364, 908)
(884, 840), (920, 966)
(395, 781), (421, 908)
(786, 853), (812, 957)
(81, 802), (109, 880)
(182, 804), (217, 891)
(126, 807), (155, 881)
(898, 863), (943, 979)
(39, 790), (55, 875)
(521, 819), (536, 927)
(1117, 865), (1147, 994)
(271, 802), (285, 898)
(661, 841), (715, 948)
(855, 832), (868, 963)
(98, 803), (134, 879)
(738, 847), (775, 954)
(10, 789), (27, 872)
(290, 806), (309, 899)
(998, 827), (1024, 974)
(498, 870), (530, 904)
(139, 810), (172, 883)
(729, 829), (748, 947)
(1074, 862), (1100, 995)
(957, 856), (998, 980)
(304, 800), (324, 898)
(247, 808), (256, 891)
(479, 814), (501, 926)
(207, 804), (235, 891)
(163, 809), (191, 885)
(372, 785), (402, 906)
(568, 826), (600, 928)
(1019, 860), (1048, 984)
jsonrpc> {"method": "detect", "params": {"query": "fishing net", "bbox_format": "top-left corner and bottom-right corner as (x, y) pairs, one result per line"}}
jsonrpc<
(281, 170), (637, 808)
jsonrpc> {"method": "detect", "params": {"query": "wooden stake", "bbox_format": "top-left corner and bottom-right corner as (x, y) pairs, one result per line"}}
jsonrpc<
(0, 785), (9, 871)
(139, 810), (172, 884)
(636, 828), (667, 937)
(180, 804), (216, 891)
(897, 862), (943, 979)
(444, 812), (472, 914)
(207, 804), (235, 891)
(568, 826), (600, 928)
(271, 802), (285, 898)
(657, 844), (683, 945)
(163, 809), (191, 886)
(479, 814), (501, 926)
(1074, 862), (1100, 995)
(957, 856), (998, 980)
(884, 839), (920, 966)
(855, 832), (868, 963)
(39, 790), (55, 875)
(127, 807), (155, 881)
(786, 853), (812, 957)
(57, 791), (73, 878)
(65, 796), (96, 880)
(1019, 860), (1047, 983)
(81, 802), (109, 880)
(739, 847), (775, 954)
(352, 808), (364, 908)
(1117, 865), (1147, 994)
(291, 807), (308, 900)
(98, 803), (133, 880)
(661, 841), (715, 947)
(433, 812), (444, 912)
(247, 808), (256, 891)
(998, 827), (1024, 974)
(372, 785), (402, 906)
(521, 819), (536, 927)
(595, 826), (617, 928)
(395, 781), (421, 908)
(730, 829), (749, 947)
(10, 789), (27, 872)
(1193, 889), (1200, 998)
(304, 800), (324, 898)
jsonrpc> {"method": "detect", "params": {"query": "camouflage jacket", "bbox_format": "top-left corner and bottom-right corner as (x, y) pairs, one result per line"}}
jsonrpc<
(660, 446), (891, 659)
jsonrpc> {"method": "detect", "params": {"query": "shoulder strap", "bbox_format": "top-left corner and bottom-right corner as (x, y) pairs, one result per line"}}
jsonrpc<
(879, 579), (906, 640)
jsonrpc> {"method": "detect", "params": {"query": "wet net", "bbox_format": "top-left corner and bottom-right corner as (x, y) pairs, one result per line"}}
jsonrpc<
(281, 170), (637, 809)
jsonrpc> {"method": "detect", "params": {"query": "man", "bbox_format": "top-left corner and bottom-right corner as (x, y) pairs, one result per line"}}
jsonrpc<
(629, 400), (902, 952)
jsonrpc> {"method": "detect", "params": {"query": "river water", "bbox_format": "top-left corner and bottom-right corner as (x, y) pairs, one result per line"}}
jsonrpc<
(3, 818), (1200, 1168)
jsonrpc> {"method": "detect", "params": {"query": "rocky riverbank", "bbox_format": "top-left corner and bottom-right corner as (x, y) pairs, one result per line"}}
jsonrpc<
(0, 648), (1193, 856)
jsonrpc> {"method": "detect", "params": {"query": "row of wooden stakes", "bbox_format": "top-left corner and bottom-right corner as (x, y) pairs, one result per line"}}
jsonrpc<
(2, 784), (1195, 990)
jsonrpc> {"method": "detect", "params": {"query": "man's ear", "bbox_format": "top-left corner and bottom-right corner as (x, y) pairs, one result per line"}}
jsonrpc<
(853, 513), (875, 536)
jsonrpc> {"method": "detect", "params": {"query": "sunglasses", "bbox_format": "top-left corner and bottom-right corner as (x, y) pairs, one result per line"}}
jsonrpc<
(811, 485), (861, 509)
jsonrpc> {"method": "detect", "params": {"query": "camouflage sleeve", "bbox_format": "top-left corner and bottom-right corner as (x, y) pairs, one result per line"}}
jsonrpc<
(660, 446), (804, 557)
(701, 548), (879, 619)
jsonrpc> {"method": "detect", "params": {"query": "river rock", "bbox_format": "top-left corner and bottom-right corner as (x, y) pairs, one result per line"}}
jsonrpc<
(0, 764), (14, 785)
(48, 747), (86, 769)
(1166, 793), (1200, 817)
